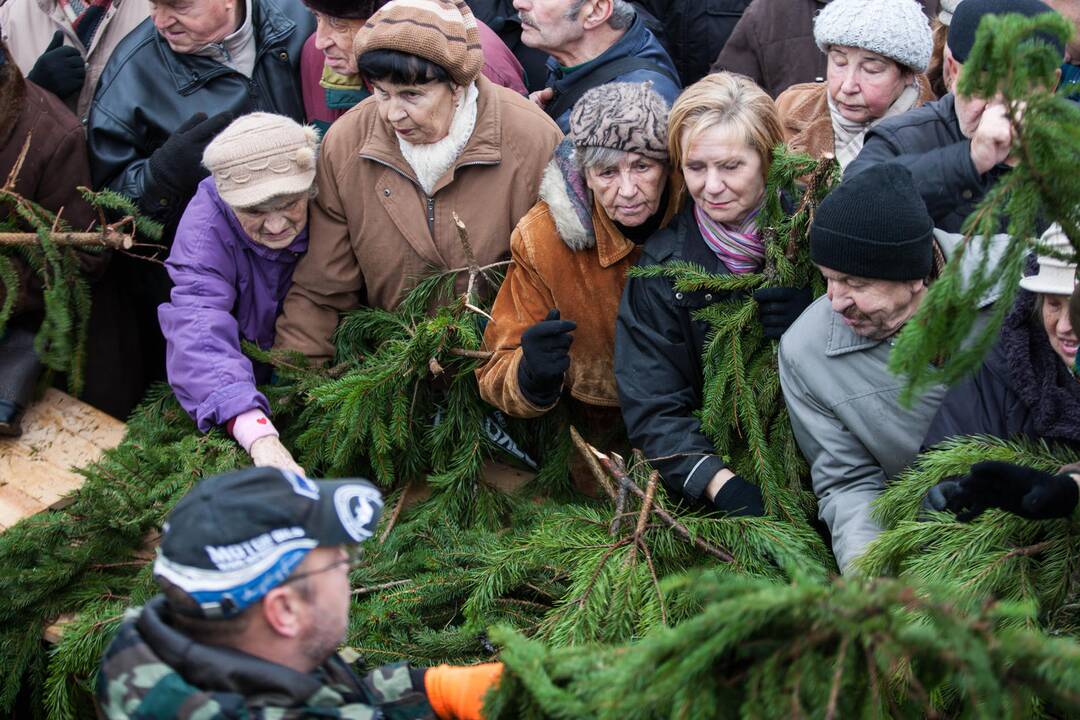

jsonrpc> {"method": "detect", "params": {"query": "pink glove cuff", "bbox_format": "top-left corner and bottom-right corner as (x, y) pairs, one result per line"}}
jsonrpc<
(229, 408), (278, 453)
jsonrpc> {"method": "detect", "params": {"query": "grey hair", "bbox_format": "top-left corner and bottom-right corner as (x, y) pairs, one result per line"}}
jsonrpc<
(566, 0), (636, 30)
(574, 145), (632, 174)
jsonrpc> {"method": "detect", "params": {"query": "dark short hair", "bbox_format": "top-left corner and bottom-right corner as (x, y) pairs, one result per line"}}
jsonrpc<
(356, 49), (451, 85)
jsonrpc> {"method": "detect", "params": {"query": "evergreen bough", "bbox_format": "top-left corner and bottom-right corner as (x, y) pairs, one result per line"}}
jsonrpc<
(889, 12), (1080, 402)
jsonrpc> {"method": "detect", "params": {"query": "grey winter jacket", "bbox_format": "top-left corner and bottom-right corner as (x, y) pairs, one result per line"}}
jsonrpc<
(778, 230), (1007, 573)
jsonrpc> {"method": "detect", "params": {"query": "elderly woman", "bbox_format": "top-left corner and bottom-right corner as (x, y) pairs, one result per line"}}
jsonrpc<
(775, 0), (936, 172)
(615, 73), (810, 517)
(274, 0), (561, 364)
(476, 82), (678, 439)
(158, 113), (318, 475)
(924, 225), (1080, 521)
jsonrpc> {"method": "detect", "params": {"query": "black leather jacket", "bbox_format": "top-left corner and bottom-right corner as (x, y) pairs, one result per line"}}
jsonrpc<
(87, 0), (313, 222)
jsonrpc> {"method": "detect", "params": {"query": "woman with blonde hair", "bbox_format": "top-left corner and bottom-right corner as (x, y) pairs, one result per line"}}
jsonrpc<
(614, 72), (810, 516)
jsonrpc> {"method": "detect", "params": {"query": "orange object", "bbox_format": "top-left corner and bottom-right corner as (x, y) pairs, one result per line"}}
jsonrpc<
(424, 662), (504, 720)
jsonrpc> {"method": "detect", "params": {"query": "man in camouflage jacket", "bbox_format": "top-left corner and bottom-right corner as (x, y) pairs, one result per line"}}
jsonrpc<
(96, 467), (501, 720)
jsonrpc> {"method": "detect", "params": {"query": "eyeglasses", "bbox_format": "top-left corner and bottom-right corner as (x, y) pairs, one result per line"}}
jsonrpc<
(279, 545), (364, 586)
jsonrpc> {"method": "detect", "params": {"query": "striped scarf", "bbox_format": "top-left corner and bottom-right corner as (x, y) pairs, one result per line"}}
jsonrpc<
(58, 0), (113, 49)
(694, 202), (765, 274)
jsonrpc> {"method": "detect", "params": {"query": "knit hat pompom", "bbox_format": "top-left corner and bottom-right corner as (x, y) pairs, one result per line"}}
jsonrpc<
(569, 82), (671, 162)
(353, 0), (483, 86)
(814, 0), (934, 73)
(947, 0), (1062, 63)
(810, 163), (934, 281)
(203, 112), (321, 209)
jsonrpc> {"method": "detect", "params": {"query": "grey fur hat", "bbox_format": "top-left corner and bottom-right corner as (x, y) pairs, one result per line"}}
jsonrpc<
(813, 0), (934, 73)
(568, 81), (670, 161)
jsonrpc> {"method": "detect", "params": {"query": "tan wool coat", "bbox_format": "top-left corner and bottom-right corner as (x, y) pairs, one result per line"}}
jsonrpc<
(476, 165), (681, 418)
(275, 76), (562, 364)
(775, 77), (936, 160)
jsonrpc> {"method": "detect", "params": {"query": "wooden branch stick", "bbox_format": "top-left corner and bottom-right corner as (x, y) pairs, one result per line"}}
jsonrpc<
(4, 135), (31, 191)
(569, 425), (618, 501)
(628, 471), (658, 564)
(824, 634), (849, 720)
(447, 347), (494, 360)
(0, 230), (135, 249)
(571, 430), (735, 563)
(352, 579), (413, 596)
(379, 484), (410, 544)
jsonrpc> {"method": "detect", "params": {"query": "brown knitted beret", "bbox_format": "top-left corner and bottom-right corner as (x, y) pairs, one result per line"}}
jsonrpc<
(352, 0), (484, 86)
(569, 82), (671, 161)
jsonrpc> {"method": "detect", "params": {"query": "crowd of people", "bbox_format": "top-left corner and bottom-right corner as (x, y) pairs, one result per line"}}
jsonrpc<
(2, 0), (1080, 714)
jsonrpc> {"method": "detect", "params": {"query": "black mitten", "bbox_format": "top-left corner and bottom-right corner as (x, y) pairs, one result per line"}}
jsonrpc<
(147, 111), (234, 199)
(711, 474), (765, 517)
(27, 31), (85, 99)
(930, 461), (1079, 521)
(517, 308), (575, 407)
(753, 286), (813, 340)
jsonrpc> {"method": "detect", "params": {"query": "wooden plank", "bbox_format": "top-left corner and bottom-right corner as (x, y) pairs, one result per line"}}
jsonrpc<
(0, 389), (126, 531)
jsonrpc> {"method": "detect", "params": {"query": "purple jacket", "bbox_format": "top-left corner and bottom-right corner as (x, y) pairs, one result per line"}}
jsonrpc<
(158, 177), (308, 432)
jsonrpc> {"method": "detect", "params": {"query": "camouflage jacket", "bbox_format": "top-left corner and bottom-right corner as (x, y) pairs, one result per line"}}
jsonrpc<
(97, 596), (436, 720)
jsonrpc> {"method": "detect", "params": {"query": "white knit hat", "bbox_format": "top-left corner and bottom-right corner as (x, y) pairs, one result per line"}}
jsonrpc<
(1020, 224), (1078, 295)
(202, 112), (320, 209)
(814, 0), (934, 73)
(938, 0), (964, 26)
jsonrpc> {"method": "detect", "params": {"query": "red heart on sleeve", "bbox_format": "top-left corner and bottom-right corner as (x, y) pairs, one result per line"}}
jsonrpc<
(257, 418), (268, 425)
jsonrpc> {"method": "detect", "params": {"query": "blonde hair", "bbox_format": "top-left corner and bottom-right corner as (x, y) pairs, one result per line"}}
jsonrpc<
(667, 73), (784, 181)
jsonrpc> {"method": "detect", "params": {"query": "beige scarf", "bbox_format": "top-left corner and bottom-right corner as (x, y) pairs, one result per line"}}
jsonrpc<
(829, 83), (921, 171)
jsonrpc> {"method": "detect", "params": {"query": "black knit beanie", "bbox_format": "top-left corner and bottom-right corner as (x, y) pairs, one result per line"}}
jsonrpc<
(302, 0), (381, 20)
(947, 0), (1063, 63)
(810, 163), (934, 281)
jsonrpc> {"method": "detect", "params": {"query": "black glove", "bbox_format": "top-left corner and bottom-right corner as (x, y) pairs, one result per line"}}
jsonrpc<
(753, 286), (813, 340)
(711, 474), (765, 517)
(147, 111), (234, 199)
(517, 308), (575, 407)
(27, 30), (85, 99)
(925, 461), (1080, 521)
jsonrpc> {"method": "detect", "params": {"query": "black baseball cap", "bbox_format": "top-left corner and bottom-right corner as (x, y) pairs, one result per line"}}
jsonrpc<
(153, 467), (383, 619)
(948, 0), (1064, 63)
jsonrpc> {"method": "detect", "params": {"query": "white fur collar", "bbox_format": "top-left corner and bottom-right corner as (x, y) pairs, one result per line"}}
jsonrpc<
(398, 82), (479, 196)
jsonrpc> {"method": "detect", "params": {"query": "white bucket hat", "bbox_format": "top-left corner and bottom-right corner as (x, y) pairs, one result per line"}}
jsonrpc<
(1019, 223), (1078, 296)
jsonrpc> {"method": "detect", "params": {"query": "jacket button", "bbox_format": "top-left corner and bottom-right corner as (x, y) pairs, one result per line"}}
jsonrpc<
(159, 198), (169, 207)
(705, 293), (713, 301)
(962, 189), (973, 200)
(384, 188), (391, 197)
(278, 51), (288, 61)
(675, 292), (684, 300)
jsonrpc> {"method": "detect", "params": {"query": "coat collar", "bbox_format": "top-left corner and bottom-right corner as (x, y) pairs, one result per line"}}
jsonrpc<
(156, 0), (297, 96)
(357, 76), (502, 195)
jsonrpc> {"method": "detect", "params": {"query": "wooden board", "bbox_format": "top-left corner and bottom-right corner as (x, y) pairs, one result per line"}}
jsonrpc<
(0, 389), (126, 531)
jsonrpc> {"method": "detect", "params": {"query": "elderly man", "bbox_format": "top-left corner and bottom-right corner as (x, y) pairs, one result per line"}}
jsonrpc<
(88, 0), (313, 222)
(0, 0), (147, 121)
(97, 466), (503, 719)
(512, 0), (680, 132)
(846, 0), (1064, 233)
(778, 163), (1006, 573)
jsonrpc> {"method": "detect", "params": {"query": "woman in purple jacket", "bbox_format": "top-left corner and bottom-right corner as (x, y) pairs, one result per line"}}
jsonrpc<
(158, 113), (319, 475)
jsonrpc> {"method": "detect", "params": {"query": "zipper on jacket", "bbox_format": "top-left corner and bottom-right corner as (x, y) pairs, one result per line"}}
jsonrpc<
(426, 196), (435, 238)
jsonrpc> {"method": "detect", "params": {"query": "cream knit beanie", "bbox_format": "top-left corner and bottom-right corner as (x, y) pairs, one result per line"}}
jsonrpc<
(813, 0), (934, 73)
(938, 0), (964, 26)
(352, 0), (484, 86)
(202, 112), (320, 209)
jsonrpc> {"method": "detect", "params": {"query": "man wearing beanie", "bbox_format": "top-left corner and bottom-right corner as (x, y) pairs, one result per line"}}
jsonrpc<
(778, 163), (1007, 573)
(96, 467), (503, 719)
(298, 0), (526, 135)
(846, 0), (1066, 233)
